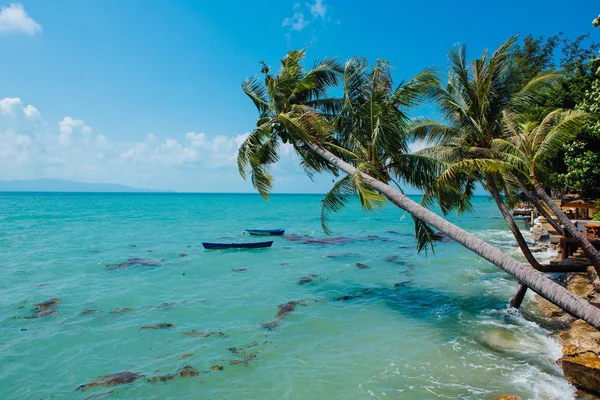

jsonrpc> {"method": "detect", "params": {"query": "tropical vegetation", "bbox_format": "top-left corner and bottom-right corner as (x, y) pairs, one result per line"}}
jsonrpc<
(238, 42), (600, 329)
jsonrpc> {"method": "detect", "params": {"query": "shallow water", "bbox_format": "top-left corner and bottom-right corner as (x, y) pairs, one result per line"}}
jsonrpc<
(0, 193), (574, 399)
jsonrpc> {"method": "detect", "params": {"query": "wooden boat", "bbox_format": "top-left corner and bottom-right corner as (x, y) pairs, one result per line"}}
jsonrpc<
(202, 241), (274, 249)
(245, 229), (285, 236)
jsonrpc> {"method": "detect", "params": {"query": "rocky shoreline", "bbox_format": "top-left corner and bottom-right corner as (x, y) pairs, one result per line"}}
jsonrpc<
(526, 221), (600, 399)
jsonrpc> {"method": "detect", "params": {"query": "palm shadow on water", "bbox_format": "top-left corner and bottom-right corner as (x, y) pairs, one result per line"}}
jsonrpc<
(305, 281), (564, 376)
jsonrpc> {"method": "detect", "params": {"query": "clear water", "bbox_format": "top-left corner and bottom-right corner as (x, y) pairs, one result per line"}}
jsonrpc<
(0, 193), (574, 399)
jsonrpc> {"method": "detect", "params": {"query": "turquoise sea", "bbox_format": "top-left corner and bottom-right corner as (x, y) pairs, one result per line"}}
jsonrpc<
(0, 193), (574, 399)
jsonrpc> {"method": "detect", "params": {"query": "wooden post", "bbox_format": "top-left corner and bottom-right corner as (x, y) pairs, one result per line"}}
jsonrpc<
(510, 283), (528, 309)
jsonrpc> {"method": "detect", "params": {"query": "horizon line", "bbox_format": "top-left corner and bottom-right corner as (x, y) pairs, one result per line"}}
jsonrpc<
(0, 190), (492, 197)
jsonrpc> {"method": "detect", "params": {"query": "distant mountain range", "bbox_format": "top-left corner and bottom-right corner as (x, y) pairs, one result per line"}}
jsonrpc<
(0, 178), (170, 192)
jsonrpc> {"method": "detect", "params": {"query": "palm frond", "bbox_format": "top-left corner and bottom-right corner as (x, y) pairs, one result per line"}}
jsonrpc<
(412, 216), (438, 254)
(242, 77), (270, 115)
(510, 72), (562, 111)
(320, 176), (355, 235)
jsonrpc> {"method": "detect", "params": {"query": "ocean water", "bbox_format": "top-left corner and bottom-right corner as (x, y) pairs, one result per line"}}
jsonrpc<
(0, 193), (574, 399)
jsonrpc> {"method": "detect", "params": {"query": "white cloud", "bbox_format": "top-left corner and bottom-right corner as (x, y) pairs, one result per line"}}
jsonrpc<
(58, 116), (91, 135)
(0, 97), (40, 119)
(186, 131), (207, 147)
(233, 133), (249, 147)
(0, 97), (22, 115)
(0, 3), (42, 36)
(282, 12), (308, 32)
(58, 116), (92, 146)
(23, 104), (39, 118)
(0, 97), (334, 192)
(308, 0), (327, 19)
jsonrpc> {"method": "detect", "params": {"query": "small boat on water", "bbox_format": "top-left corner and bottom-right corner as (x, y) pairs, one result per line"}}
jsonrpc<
(245, 229), (285, 236)
(202, 241), (274, 250)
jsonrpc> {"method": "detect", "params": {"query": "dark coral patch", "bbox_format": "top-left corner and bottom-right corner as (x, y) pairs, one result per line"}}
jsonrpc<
(276, 301), (301, 318)
(105, 258), (163, 271)
(76, 371), (143, 391)
(140, 323), (174, 330)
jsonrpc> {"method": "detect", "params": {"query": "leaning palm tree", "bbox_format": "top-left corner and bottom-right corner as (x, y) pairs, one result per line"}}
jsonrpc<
(495, 109), (600, 270)
(410, 35), (571, 273)
(238, 49), (345, 198)
(238, 49), (600, 328)
(320, 57), (469, 250)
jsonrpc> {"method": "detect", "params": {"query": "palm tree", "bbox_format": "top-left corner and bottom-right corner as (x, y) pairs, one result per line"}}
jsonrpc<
(410, 36), (569, 274)
(495, 109), (600, 270)
(238, 49), (344, 199)
(320, 57), (468, 249)
(238, 49), (600, 329)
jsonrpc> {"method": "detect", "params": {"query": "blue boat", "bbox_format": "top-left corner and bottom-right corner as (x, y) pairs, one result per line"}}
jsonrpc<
(202, 241), (274, 249)
(245, 229), (285, 236)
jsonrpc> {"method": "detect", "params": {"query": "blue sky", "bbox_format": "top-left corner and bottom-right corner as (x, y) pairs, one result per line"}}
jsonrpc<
(0, 0), (598, 192)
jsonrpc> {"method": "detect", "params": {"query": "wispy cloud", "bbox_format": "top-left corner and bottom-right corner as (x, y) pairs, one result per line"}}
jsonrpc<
(282, 12), (308, 32)
(0, 97), (313, 191)
(308, 0), (327, 19)
(282, 0), (332, 35)
(0, 3), (41, 36)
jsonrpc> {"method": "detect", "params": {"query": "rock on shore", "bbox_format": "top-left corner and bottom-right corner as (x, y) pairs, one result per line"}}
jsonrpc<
(560, 319), (600, 395)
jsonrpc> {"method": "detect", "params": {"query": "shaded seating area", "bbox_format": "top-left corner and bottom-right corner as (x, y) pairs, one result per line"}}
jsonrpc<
(560, 199), (598, 220)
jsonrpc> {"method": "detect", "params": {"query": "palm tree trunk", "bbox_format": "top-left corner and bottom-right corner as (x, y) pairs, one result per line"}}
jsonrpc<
(486, 177), (585, 273)
(487, 177), (547, 270)
(510, 283), (528, 309)
(534, 182), (600, 270)
(517, 183), (564, 235)
(309, 143), (600, 329)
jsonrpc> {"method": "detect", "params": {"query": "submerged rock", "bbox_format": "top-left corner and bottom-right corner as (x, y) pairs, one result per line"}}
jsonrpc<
(24, 309), (58, 319)
(325, 253), (359, 258)
(150, 302), (177, 309)
(481, 330), (530, 353)
(360, 235), (393, 243)
(140, 323), (174, 330)
(384, 255), (409, 265)
(105, 258), (163, 271)
(147, 365), (200, 383)
(76, 371), (143, 391)
(298, 276), (312, 284)
(81, 309), (101, 316)
(333, 288), (373, 302)
(284, 234), (352, 245)
(182, 330), (228, 338)
(24, 298), (61, 319)
(297, 274), (318, 285)
(276, 301), (301, 318)
(33, 298), (61, 312)
(109, 307), (134, 315)
(261, 321), (280, 330)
